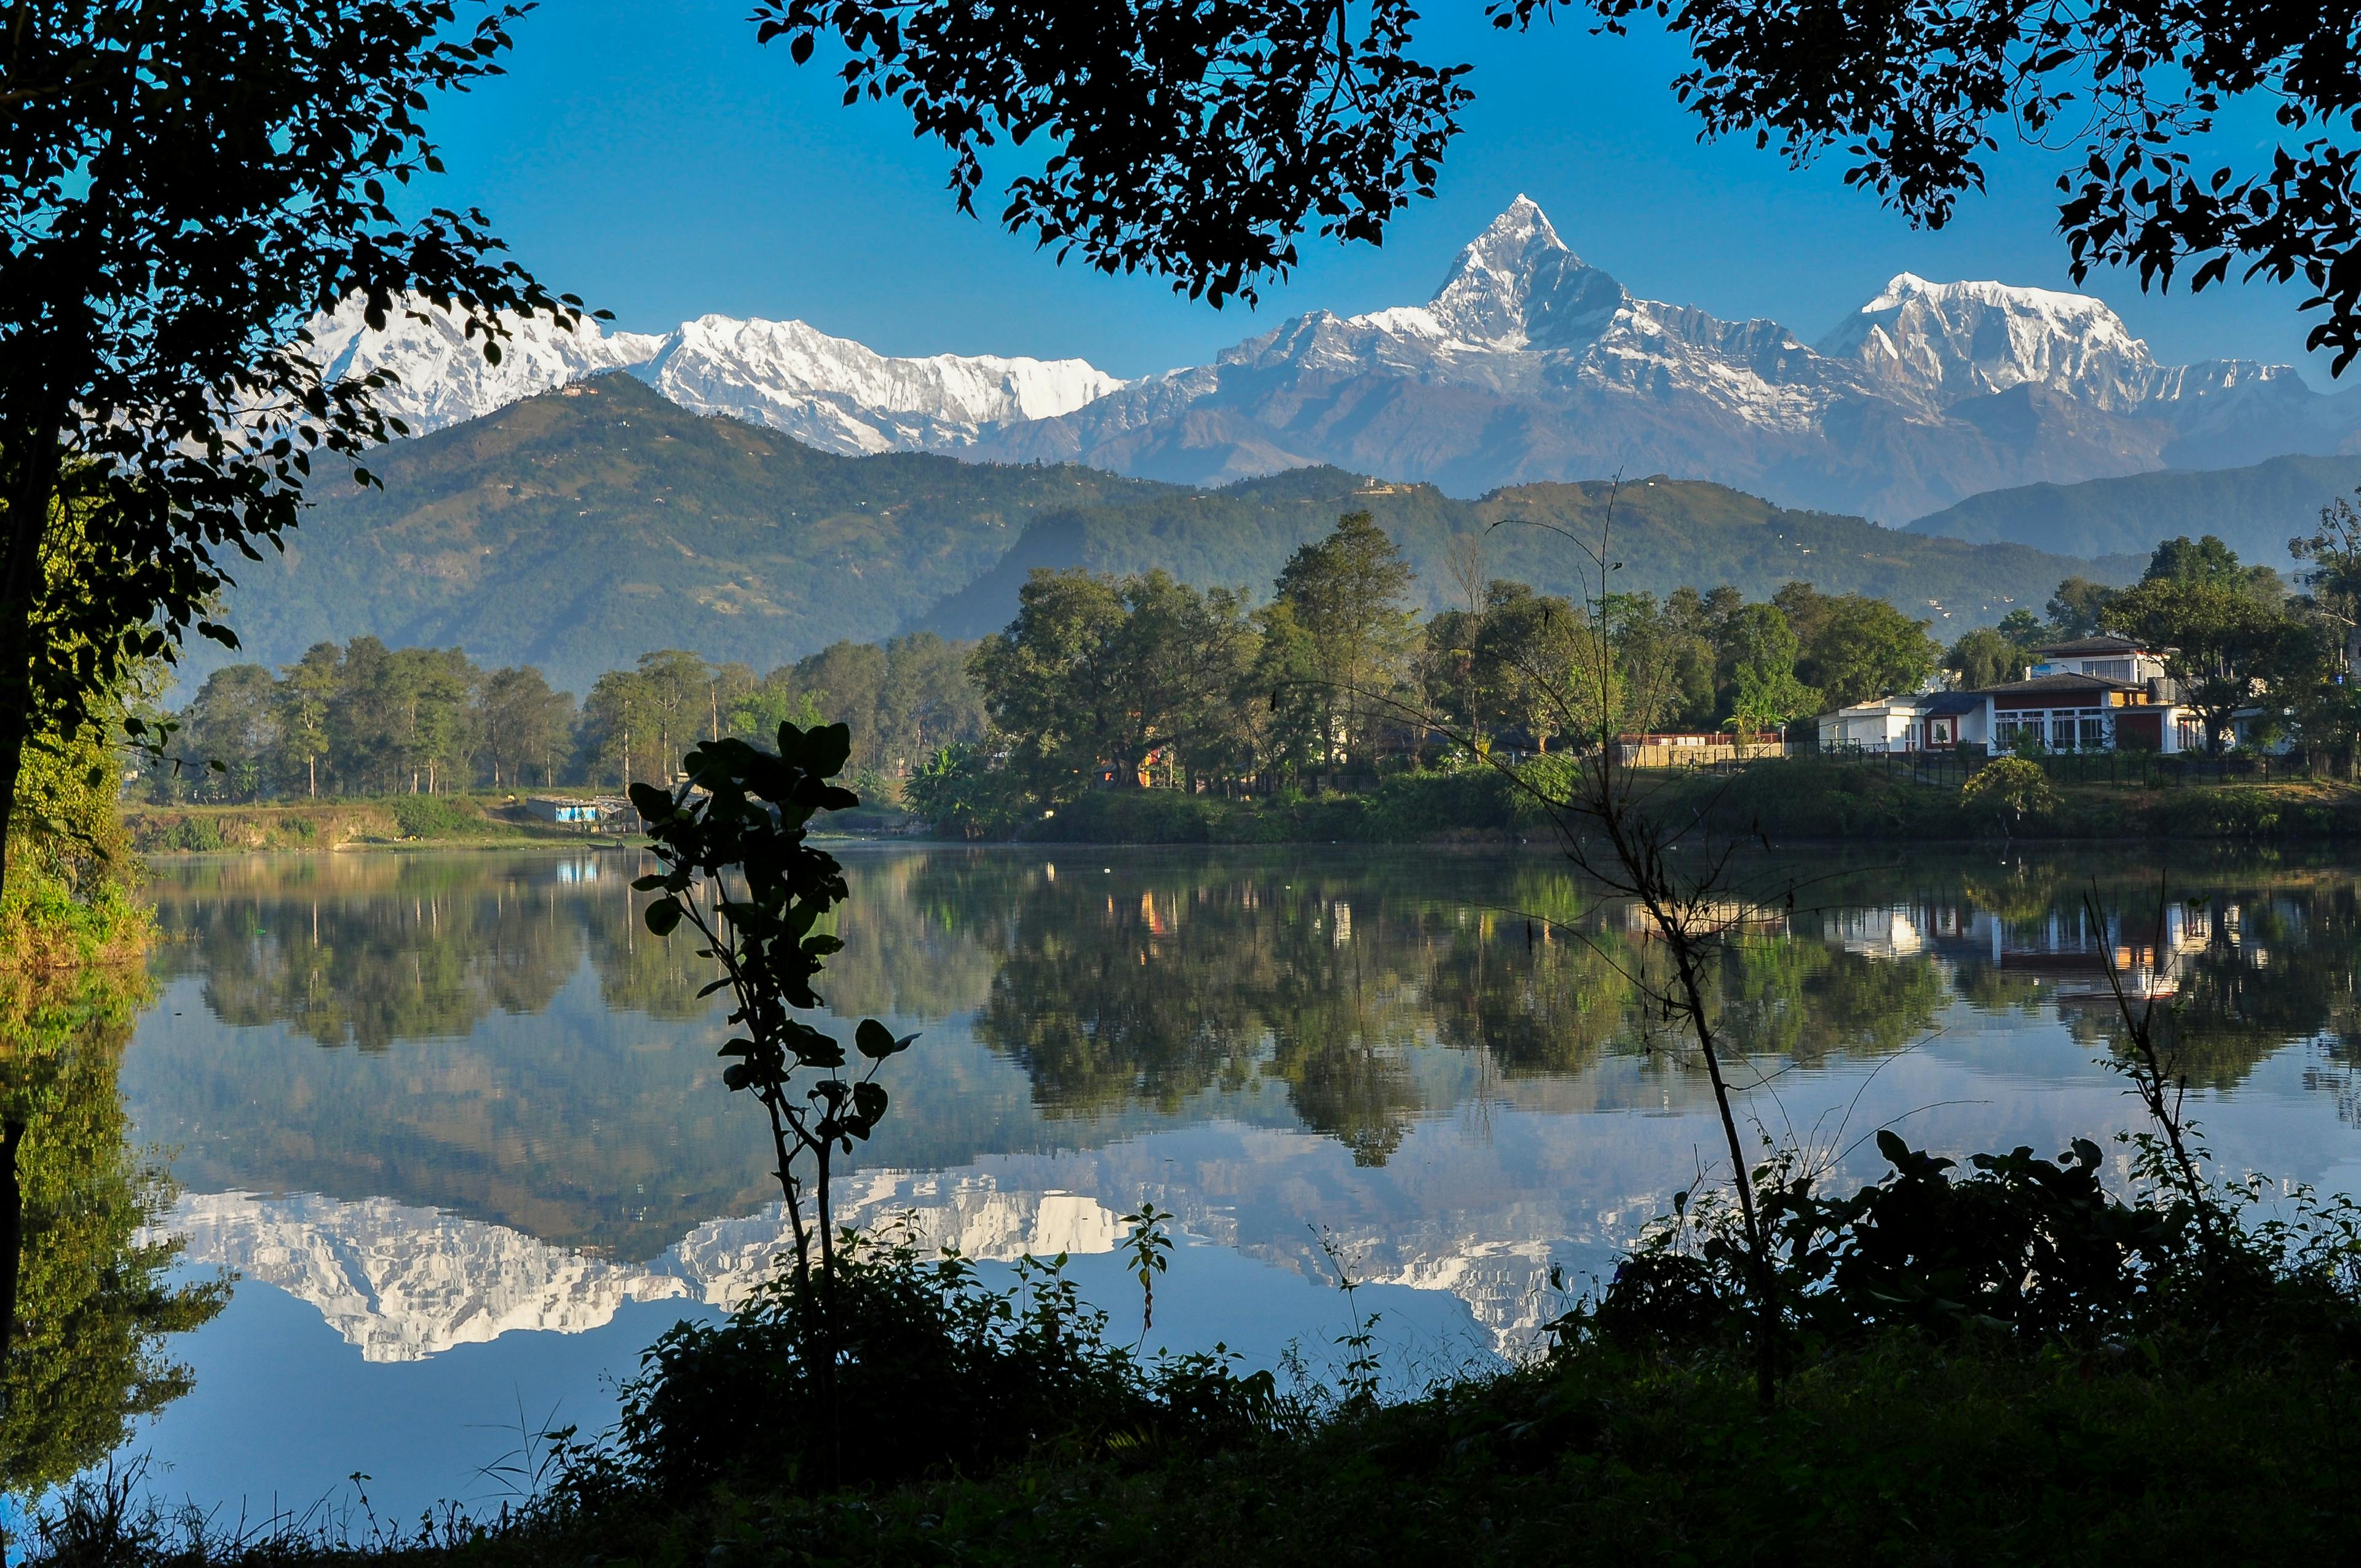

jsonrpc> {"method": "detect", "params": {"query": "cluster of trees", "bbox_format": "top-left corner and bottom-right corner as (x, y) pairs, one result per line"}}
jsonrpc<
(154, 639), (575, 803)
(917, 512), (1941, 829)
(1944, 514), (2361, 756)
(175, 509), (2361, 812)
(155, 633), (985, 804)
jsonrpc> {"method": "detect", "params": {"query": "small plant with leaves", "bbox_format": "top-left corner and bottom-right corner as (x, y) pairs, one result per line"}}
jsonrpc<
(1313, 1227), (1384, 1411)
(630, 722), (916, 1286)
(1120, 1201), (1175, 1344)
(630, 722), (917, 1489)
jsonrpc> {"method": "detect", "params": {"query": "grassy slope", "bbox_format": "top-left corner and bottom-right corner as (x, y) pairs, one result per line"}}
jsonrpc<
(122, 797), (611, 853)
(611, 1347), (2355, 1567)
(1904, 452), (2361, 565)
(990, 761), (2361, 845)
(148, 1338), (2354, 1568)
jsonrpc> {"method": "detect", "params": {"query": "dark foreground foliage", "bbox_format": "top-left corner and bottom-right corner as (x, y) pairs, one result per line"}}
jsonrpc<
(33, 1332), (2359, 1568)
(604, 1232), (1285, 1500)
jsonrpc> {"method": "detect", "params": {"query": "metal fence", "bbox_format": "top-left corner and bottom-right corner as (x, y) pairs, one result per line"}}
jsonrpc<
(1816, 749), (2328, 790)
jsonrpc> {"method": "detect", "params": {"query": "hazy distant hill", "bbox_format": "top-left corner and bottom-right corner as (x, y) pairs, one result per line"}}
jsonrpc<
(1904, 454), (2361, 566)
(199, 377), (2140, 696)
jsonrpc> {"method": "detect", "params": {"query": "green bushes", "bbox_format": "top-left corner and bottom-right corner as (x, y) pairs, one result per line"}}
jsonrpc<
(607, 1232), (1284, 1500)
(1959, 756), (2056, 834)
(387, 795), (479, 838)
(1005, 770), (1522, 845)
(1583, 1131), (2361, 1363)
(162, 817), (226, 853)
(1042, 787), (1224, 843)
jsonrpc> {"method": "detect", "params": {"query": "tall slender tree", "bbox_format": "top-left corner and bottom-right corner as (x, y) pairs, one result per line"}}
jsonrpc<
(275, 643), (342, 799)
(1262, 513), (1417, 777)
(481, 666), (574, 789)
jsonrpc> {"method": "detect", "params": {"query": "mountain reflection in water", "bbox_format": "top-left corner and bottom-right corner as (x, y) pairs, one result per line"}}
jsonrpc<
(49, 845), (2361, 1510)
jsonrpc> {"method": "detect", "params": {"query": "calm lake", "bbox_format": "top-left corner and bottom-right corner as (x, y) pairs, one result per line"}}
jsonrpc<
(45, 844), (2361, 1518)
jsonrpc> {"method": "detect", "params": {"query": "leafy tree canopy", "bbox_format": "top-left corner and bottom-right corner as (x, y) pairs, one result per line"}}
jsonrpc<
(2110, 535), (2326, 752)
(1, 0), (589, 889)
(756, 1), (2361, 366)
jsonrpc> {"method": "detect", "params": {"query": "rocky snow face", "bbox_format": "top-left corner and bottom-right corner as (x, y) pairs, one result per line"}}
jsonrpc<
(978, 195), (2360, 518)
(1816, 272), (2272, 411)
(301, 298), (1125, 457)
(303, 296), (669, 437)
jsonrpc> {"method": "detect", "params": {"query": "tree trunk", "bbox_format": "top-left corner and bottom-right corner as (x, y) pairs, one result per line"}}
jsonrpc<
(0, 406), (73, 898)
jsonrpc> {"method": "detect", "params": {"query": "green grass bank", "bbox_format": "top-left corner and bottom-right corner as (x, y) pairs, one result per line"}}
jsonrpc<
(120, 794), (607, 854)
(1004, 757), (2361, 845)
(122, 795), (927, 854)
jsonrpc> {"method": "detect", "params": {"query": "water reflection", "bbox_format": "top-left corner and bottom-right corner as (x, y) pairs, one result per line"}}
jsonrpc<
(82, 844), (2361, 1515)
(1, 960), (224, 1495)
(135, 849), (2361, 1219)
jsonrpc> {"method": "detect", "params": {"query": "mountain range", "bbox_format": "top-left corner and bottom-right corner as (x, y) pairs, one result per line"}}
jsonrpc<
(197, 375), (2134, 695)
(317, 197), (2361, 522)
(307, 291), (1122, 457)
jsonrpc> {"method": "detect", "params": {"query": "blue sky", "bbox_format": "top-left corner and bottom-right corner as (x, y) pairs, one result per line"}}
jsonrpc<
(418, 1), (2343, 385)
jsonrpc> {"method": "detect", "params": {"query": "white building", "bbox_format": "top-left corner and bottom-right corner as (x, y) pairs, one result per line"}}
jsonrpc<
(1816, 635), (2201, 755)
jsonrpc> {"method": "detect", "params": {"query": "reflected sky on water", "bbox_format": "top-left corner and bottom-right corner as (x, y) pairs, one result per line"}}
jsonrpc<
(61, 844), (2361, 1518)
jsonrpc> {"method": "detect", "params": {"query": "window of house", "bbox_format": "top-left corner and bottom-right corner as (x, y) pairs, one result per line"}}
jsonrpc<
(1929, 719), (1953, 745)
(2079, 715), (2105, 748)
(2051, 715), (2077, 750)
(2084, 659), (2132, 681)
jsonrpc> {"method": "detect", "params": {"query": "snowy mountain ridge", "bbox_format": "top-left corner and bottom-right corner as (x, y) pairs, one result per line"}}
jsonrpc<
(304, 298), (1126, 457)
(977, 197), (2361, 516)
(307, 196), (2361, 519)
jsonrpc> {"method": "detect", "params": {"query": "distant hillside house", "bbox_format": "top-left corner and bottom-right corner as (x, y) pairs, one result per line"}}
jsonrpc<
(1818, 635), (2201, 754)
(526, 796), (610, 826)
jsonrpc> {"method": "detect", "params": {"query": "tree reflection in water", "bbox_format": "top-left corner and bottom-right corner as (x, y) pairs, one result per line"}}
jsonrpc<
(135, 848), (2361, 1203)
(1, 956), (224, 1496)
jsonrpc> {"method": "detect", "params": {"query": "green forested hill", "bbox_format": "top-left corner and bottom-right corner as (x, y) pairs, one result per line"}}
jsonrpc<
(919, 473), (2138, 639)
(201, 374), (1174, 694)
(197, 377), (2140, 696)
(1904, 454), (2361, 564)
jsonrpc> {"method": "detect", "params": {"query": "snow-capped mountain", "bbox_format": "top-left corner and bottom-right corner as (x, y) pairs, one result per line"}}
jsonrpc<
(312, 196), (2361, 520)
(640, 314), (1126, 454)
(305, 295), (669, 435)
(1821, 272), (2192, 410)
(975, 196), (2361, 518)
(305, 298), (1125, 456)
(165, 1178), (1128, 1361)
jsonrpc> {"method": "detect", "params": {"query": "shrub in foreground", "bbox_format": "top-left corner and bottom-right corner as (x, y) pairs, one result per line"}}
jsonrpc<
(603, 1231), (1287, 1500)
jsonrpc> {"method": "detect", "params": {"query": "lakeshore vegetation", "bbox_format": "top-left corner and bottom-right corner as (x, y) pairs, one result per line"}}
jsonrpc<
(141, 491), (2361, 847)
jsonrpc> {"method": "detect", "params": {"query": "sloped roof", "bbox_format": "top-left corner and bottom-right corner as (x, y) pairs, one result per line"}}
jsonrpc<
(1974, 671), (2144, 700)
(1920, 692), (1985, 716)
(2032, 635), (2145, 657)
